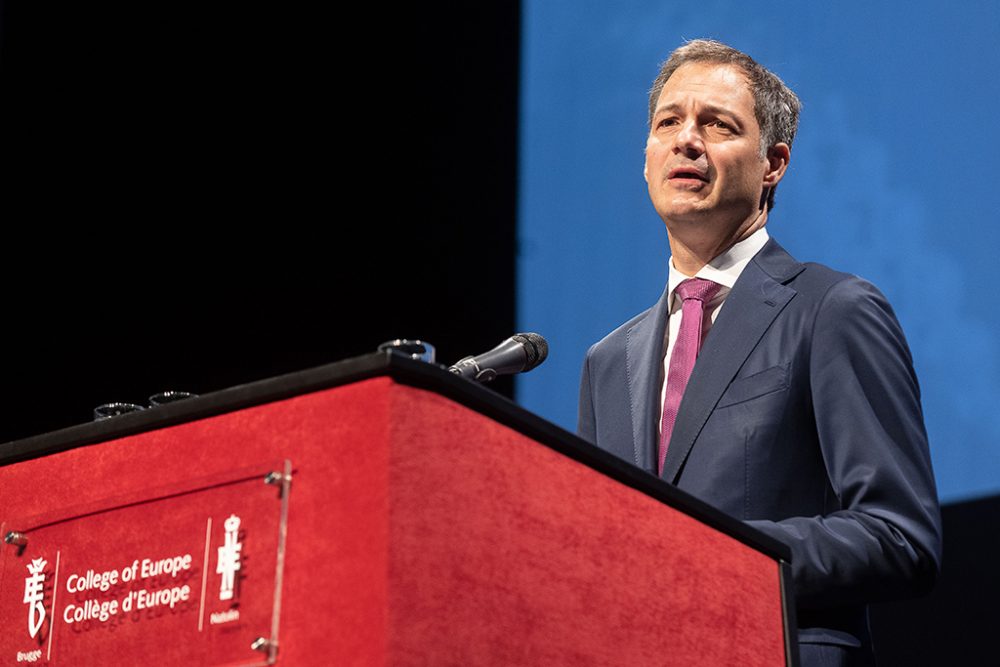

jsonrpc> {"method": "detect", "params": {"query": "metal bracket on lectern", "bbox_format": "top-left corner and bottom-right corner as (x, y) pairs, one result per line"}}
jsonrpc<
(251, 636), (277, 656)
(264, 471), (291, 486)
(4, 531), (26, 546)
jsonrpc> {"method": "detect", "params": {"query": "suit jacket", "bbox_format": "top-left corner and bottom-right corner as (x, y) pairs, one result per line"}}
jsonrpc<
(578, 238), (942, 656)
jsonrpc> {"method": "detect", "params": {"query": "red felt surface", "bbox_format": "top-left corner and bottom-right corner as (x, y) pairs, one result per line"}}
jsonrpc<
(386, 386), (785, 666)
(0, 378), (786, 665)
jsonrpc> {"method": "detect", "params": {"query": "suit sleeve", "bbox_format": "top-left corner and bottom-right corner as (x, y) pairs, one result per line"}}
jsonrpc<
(746, 277), (942, 609)
(577, 345), (597, 444)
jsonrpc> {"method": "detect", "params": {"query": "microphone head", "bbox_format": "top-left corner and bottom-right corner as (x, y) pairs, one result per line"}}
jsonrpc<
(511, 332), (548, 371)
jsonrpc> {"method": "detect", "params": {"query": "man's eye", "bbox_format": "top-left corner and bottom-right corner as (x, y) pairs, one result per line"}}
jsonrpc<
(657, 118), (679, 128)
(710, 120), (733, 131)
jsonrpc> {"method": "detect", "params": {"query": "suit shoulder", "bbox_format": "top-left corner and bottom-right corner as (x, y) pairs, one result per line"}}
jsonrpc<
(585, 307), (652, 360)
(782, 261), (905, 342)
(794, 262), (890, 307)
(753, 239), (884, 304)
(795, 263), (911, 362)
(796, 261), (859, 291)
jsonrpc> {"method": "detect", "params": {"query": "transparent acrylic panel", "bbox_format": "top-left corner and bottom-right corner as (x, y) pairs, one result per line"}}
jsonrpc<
(0, 460), (292, 666)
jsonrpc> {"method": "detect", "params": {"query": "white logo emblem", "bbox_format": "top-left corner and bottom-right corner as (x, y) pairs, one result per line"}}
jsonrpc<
(23, 558), (47, 639)
(216, 515), (242, 601)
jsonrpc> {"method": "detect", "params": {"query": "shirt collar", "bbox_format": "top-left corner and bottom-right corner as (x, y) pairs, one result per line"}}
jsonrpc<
(667, 226), (770, 300)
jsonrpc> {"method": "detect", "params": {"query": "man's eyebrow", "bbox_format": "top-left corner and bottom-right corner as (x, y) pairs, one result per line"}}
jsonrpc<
(652, 102), (745, 125)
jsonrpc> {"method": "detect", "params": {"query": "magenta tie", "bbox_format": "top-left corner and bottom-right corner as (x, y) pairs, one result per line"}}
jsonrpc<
(658, 278), (722, 475)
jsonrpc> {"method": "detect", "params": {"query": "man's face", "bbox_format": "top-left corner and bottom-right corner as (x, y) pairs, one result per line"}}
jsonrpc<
(644, 62), (773, 234)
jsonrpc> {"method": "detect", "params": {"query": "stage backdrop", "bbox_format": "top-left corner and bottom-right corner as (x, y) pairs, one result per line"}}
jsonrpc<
(517, 1), (1000, 504)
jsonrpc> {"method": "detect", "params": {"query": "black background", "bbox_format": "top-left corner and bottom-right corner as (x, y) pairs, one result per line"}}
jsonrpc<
(0, 1), (519, 442)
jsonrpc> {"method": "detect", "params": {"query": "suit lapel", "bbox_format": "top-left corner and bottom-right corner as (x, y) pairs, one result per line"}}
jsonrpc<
(661, 239), (805, 483)
(625, 284), (672, 473)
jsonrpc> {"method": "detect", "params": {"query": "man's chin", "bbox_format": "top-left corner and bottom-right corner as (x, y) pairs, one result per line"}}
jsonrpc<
(660, 202), (712, 223)
(660, 189), (712, 210)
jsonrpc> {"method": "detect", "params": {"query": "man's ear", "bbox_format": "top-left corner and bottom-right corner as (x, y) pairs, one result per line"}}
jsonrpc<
(643, 135), (654, 184)
(764, 142), (790, 188)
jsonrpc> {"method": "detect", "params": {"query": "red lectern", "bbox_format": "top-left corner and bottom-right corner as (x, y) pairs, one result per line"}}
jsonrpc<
(0, 352), (798, 666)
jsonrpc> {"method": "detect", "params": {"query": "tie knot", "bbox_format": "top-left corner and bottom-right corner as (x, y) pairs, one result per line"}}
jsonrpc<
(675, 278), (721, 304)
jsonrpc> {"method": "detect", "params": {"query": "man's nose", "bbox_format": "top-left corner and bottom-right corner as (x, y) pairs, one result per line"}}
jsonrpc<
(673, 120), (704, 157)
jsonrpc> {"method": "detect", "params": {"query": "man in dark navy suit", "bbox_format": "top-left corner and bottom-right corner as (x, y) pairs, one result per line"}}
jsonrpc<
(578, 40), (941, 666)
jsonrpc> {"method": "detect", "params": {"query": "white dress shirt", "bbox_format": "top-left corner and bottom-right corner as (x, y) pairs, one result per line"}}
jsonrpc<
(659, 227), (771, 432)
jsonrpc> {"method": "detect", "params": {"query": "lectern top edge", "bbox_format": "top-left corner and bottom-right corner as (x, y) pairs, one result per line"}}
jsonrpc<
(0, 350), (791, 563)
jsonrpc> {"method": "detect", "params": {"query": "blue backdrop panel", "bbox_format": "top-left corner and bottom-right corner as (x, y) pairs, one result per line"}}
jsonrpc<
(517, 1), (1000, 503)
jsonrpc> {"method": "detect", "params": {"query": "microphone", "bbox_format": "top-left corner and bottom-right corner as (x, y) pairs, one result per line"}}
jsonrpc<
(448, 333), (548, 383)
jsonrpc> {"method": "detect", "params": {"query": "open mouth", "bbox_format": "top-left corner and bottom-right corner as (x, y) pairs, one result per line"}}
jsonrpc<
(668, 167), (708, 182)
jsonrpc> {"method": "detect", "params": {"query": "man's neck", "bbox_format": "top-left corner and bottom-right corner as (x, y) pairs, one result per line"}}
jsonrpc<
(667, 209), (768, 276)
